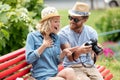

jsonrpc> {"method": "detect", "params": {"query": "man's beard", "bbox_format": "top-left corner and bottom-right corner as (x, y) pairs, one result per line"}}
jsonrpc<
(70, 25), (82, 31)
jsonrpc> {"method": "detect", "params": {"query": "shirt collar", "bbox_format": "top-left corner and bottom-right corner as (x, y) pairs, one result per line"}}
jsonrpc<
(33, 30), (58, 42)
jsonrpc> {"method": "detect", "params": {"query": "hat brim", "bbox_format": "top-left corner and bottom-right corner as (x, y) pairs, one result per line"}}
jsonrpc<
(68, 10), (90, 16)
(40, 14), (60, 23)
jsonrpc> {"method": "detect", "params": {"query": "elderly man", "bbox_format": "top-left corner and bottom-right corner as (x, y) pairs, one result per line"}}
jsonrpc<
(58, 2), (103, 80)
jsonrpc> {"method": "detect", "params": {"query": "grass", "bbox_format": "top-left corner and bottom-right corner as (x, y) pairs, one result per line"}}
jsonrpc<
(96, 57), (120, 80)
(59, 9), (69, 27)
(58, 9), (120, 80)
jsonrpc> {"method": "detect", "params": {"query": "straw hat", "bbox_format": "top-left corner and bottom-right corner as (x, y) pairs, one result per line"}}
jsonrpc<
(40, 7), (60, 22)
(68, 2), (90, 16)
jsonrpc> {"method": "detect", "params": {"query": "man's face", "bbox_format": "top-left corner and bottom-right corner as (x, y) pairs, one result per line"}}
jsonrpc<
(68, 15), (86, 31)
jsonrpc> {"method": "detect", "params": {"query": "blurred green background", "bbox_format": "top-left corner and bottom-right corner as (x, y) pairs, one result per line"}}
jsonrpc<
(0, 0), (120, 79)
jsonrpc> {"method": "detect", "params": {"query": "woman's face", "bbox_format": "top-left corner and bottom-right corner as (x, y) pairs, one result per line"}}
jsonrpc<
(50, 16), (60, 34)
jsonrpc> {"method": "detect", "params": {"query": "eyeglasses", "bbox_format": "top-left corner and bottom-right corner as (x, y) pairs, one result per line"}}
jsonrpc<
(68, 16), (82, 23)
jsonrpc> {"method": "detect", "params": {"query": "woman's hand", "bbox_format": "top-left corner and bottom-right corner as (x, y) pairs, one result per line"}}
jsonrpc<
(62, 48), (73, 56)
(64, 46), (79, 56)
(37, 35), (53, 55)
(42, 35), (53, 48)
(60, 47), (79, 60)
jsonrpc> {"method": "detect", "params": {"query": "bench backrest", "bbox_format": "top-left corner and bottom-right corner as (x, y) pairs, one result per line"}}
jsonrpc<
(0, 48), (31, 80)
(0, 48), (113, 80)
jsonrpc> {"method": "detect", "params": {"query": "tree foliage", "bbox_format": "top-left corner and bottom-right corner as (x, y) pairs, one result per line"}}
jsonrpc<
(0, 0), (44, 55)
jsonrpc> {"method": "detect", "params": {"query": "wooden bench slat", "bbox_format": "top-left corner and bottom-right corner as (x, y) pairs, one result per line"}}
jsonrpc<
(0, 54), (25, 70)
(96, 65), (100, 68)
(0, 48), (25, 63)
(4, 67), (31, 80)
(58, 65), (64, 71)
(98, 66), (106, 72)
(0, 61), (29, 79)
(101, 69), (110, 77)
(104, 73), (113, 80)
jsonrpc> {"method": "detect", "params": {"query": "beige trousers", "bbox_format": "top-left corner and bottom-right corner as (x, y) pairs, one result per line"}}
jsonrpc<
(69, 64), (104, 80)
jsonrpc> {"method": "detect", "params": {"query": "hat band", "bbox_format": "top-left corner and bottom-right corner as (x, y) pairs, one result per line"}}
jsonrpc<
(71, 10), (89, 16)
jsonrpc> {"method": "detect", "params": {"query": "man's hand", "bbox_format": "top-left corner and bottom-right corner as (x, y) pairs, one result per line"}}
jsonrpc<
(60, 43), (92, 61)
(72, 44), (92, 60)
(76, 44), (92, 54)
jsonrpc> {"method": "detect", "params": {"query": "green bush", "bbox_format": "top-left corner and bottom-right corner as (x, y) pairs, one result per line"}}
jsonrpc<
(95, 8), (120, 42)
(0, 3), (35, 55)
(23, 0), (44, 20)
(0, 0), (44, 55)
(1, 0), (44, 20)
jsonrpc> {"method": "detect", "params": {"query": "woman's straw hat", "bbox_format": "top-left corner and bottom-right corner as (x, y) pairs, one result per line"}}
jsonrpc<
(68, 2), (90, 16)
(40, 7), (60, 22)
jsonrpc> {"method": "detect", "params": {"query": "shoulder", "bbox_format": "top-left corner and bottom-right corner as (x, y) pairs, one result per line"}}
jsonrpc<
(27, 31), (42, 38)
(28, 30), (41, 36)
(83, 25), (98, 39)
(58, 25), (70, 35)
(84, 25), (97, 33)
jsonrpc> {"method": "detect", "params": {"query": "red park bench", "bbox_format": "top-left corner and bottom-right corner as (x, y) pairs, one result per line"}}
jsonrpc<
(0, 48), (113, 80)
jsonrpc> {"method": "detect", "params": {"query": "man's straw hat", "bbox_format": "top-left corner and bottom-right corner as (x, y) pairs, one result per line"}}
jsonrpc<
(40, 7), (60, 22)
(68, 2), (90, 16)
